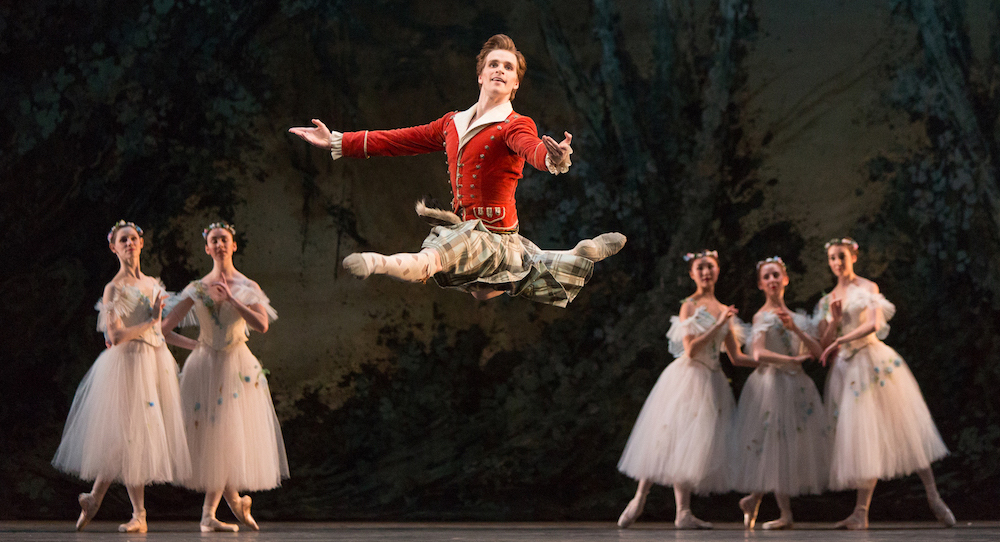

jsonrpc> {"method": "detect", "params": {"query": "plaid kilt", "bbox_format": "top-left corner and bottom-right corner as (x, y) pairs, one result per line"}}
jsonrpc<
(421, 219), (593, 308)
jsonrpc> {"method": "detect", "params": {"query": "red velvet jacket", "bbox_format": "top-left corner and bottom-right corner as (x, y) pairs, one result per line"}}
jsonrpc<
(341, 110), (551, 233)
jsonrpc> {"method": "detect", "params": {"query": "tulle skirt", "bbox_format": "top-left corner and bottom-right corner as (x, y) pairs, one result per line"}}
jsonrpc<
(617, 357), (734, 494)
(52, 341), (191, 486)
(178, 342), (288, 492)
(825, 341), (948, 490)
(730, 366), (830, 495)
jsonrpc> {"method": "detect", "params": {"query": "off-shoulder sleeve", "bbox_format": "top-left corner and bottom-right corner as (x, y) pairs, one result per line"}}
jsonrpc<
(234, 283), (278, 323)
(96, 284), (142, 332)
(792, 309), (817, 337)
(858, 289), (896, 340)
(164, 283), (199, 327)
(665, 309), (714, 358)
(748, 312), (779, 349)
(722, 315), (749, 355)
(95, 297), (111, 333)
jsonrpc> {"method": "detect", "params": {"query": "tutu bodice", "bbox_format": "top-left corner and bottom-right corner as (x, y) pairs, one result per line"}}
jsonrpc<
(179, 280), (278, 351)
(816, 285), (895, 353)
(748, 310), (813, 374)
(97, 281), (167, 347)
(666, 306), (733, 371)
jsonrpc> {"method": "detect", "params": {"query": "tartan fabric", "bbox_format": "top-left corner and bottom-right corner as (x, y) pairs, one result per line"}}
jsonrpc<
(421, 220), (594, 308)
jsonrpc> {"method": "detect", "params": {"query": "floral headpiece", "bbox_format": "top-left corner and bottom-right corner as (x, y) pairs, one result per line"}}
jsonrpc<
(756, 256), (787, 272)
(824, 237), (859, 252)
(107, 220), (143, 243)
(683, 250), (719, 262)
(203, 222), (236, 239)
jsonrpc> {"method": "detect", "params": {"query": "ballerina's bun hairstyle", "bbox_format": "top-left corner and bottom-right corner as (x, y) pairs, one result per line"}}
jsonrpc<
(824, 237), (859, 256)
(203, 222), (236, 240)
(683, 249), (719, 269)
(107, 220), (143, 243)
(476, 34), (526, 100)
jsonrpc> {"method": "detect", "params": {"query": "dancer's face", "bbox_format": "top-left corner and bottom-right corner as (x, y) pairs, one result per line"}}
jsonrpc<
(111, 227), (143, 261)
(205, 228), (236, 260)
(757, 262), (788, 296)
(689, 257), (719, 288)
(477, 50), (520, 100)
(826, 245), (856, 278)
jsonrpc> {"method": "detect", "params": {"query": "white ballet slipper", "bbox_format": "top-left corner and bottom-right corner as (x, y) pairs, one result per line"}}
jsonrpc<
(674, 509), (713, 529)
(739, 494), (760, 530)
(834, 507), (868, 530)
(230, 495), (259, 531)
(616, 494), (647, 528)
(118, 510), (147, 533)
(762, 518), (793, 530)
(76, 493), (99, 531)
(201, 517), (239, 532)
(342, 253), (372, 279)
(573, 233), (627, 262)
(929, 495), (956, 527)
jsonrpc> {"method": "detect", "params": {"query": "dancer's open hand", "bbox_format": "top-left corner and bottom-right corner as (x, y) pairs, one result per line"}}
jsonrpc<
(542, 131), (573, 166)
(209, 275), (234, 303)
(289, 119), (334, 149)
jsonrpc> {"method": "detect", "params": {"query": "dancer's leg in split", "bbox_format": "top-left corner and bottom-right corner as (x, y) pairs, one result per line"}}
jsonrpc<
(119, 485), (147, 533)
(617, 478), (652, 528)
(761, 493), (793, 530)
(223, 485), (259, 531)
(201, 490), (239, 532)
(673, 483), (712, 529)
(343, 248), (442, 282)
(739, 492), (763, 529)
(835, 478), (876, 530)
(916, 468), (955, 527)
(76, 477), (111, 531)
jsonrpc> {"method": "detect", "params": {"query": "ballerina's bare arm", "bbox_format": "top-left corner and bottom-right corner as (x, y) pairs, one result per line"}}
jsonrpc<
(288, 119), (334, 149)
(725, 327), (755, 367)
(164, 330), (199, 350)
(816, 298), (842, 350)
(104, 284), (165, 346)
(682, 302), (738, 358)
(161, 296), (194, 336)
(776, 310), (823, 360)
(820, 305), (880, 364)
(209, 276), (270, 333)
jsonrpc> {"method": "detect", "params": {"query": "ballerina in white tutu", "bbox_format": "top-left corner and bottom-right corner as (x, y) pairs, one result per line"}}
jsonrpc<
(816, 237), (955, 529)
(616, 250), (752, 529)
(161, 222), (288, 532)
(731, 256), (830, 530)
(52, 221), (194, 533)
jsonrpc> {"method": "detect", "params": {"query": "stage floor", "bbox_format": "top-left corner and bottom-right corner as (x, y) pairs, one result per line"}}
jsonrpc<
(2, 521), (999, 541)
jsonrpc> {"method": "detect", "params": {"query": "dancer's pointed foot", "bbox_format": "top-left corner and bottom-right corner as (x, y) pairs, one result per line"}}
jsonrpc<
(616, 494), (647, 528)
(834, 507), (868, 530)
(929, 495), (956, 527)
(739, 494), (761, 530)
(118, 510), (147, 533)
(76, 493), (99, 531)
(762, 518), (793, 530)
(573, 233), (626, 262)
(343, 253), (372, 279)
(201, 517), (239, 532)
(675, 509), (713, 529)
(232, 495), (259, 531)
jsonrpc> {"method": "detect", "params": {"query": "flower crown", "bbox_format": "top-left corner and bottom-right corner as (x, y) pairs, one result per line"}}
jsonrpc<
(824, 237), (859, 252)
(683, 250), (719, 262)
(756, 255), (787, 272)
(203, 222), (236, 239)
(107, 220), (143, 243)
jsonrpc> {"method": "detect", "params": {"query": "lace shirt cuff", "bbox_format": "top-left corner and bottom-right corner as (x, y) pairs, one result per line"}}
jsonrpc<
(329, 131), (344, 160)
(545, 151), (572, 175)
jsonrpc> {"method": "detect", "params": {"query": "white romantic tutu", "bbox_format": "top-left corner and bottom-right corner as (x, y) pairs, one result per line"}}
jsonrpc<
(52, 340), (191, 486)
(617, 307), (736, 494)
(179, 342), (288, 492)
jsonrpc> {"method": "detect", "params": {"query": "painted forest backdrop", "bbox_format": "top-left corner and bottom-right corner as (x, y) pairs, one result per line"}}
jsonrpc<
(2, 0), (999, 522)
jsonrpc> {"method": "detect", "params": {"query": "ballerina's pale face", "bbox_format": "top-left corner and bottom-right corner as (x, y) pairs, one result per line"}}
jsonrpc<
(205, 228), (236, 261)
(110, 226), (143, 262)
(826, 245), (857, 279)
(757, 262), (788, 297)
(689, 256), (720, 289)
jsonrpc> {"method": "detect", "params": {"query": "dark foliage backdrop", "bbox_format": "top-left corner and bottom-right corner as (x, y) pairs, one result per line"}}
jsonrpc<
(1, 0), (998, 523)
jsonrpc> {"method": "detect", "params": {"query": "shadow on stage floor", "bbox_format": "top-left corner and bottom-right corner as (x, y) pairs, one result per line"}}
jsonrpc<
(2, 521), (999, 541)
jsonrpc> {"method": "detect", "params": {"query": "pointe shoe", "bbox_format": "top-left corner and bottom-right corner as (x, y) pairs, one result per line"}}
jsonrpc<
(118, 510), (147, 533)
(342, 253), (372, 279)
(232, 495), (259, 531)
(201, 517), (239, 532)
(739, 495), (761, 529)
(834, 507), (868, 530)
(675, 509), (713, 529)
(929, 496), (956, 527)
(573, 233), (627, 262)
(616, 494), (647, 528)
(762, 518), (793, 530)
(76, 493), (99, 531)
